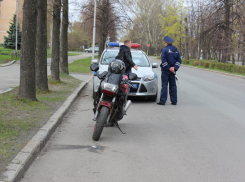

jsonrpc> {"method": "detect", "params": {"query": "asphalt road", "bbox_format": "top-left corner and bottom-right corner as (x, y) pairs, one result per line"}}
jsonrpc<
(21, 57), (245, 182)
(0, 53), (94, 93)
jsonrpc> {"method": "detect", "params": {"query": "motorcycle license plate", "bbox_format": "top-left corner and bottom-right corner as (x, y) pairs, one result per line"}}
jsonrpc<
(131, 84), (137, 89)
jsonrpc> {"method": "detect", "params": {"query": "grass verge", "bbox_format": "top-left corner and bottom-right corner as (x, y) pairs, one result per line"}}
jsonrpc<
(0, 47), (81, 62)
(181, 59), (245, 76)
(157, 56), (245, 76)
(0, 55), (19, 64)
(69, 56), (95, 74)
(0, 73), (81, 176)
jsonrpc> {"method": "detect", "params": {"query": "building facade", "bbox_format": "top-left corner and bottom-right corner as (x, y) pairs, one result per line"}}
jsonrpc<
(0, 0), (23, 44)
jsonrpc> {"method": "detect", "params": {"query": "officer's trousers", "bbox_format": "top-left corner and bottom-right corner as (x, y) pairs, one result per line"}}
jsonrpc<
(160, 71), (177, 104)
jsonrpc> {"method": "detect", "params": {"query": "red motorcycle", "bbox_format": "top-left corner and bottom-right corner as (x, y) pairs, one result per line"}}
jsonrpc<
(90, 60), (137, 141)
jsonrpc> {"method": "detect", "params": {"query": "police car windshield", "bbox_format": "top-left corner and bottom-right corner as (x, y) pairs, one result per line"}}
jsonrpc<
(101, 51), (150, 67)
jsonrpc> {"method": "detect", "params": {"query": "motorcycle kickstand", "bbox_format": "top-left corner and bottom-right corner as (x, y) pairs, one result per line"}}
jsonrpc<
(115, 122), (126, 134)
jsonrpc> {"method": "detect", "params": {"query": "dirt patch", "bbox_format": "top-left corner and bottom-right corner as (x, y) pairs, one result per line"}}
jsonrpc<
(0, 73), (84, 178)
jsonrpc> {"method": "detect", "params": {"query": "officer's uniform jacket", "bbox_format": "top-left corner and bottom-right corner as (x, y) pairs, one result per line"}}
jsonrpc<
(161, 45), (181, 72)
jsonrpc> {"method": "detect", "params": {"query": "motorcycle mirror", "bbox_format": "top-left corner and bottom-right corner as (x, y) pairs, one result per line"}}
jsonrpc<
(90, 63), (99, 71)
(128, 73), (137, 80)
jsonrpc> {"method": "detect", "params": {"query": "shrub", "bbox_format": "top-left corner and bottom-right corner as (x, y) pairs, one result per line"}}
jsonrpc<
(215, 63), (222, 69)
(198, 61), (204, 66)
(210, 63), (216, 69)
(242, 66), (245, 74)
(182, 59), (187, 64)
(220, 63), (227, 70)
(189, 60), (194, 65)
(203, 62), (210, 68)
(193, 61), (199, 66)
(234, 65), (245, 74)
(226, 64), (235, 72)
(186, 60), (190, 64)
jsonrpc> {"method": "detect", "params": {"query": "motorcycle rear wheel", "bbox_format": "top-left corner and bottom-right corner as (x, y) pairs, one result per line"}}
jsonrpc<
(92, 106), (109, 141)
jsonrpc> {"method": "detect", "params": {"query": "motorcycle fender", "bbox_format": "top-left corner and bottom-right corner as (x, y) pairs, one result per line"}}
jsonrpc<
(98, 101), (113, 112)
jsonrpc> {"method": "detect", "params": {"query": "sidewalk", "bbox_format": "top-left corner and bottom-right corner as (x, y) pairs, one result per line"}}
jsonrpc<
(0, 74), (93, 182)
(0, 53), (94, 94)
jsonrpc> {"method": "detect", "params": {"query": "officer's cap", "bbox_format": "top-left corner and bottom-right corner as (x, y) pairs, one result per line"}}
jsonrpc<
(164, 36), (174, 43)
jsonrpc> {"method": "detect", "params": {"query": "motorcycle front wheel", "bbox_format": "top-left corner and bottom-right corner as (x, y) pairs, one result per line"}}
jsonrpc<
(92, 106), (109, 141)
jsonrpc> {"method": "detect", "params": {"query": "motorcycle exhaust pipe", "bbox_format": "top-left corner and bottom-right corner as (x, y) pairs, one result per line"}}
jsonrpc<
(124, 100), (132, 112)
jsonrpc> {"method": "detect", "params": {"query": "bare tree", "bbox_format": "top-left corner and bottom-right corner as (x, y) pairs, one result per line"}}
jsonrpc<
(184, 17), (189, 60)
(36, 0), (49, 91)
(18, 0), (38, 100)
(60, 0), (69, 74)
(81, 0), (129, 57)
(51, 0), (61, 81)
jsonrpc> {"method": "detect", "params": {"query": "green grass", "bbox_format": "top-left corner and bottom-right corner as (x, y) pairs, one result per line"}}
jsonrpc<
(68, 53), (80, 56)
(0, 46), (14, 51)
(0, 73), (81, 174)
(190, 65), (245, 76)
(0, 47), (80, 62)
(190, 58), (218, 62)
(0, 55), (19, 64)
(69, 57), (93, 73)
(0, 47), (20, 63)
(182, 59), (245, 76)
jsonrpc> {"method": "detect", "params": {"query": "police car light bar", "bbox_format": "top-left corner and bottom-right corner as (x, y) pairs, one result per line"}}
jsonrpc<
(108, 42), (141, 48)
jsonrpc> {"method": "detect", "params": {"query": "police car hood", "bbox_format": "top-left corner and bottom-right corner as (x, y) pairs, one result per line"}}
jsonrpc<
(131, 67), (154, 78)
(98, 65), (154, 78)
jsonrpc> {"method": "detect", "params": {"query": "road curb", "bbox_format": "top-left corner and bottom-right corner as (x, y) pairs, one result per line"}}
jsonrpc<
(182, 65), (245, 80)
(1, 76), (93, 182)
(1, 60), (17, 67)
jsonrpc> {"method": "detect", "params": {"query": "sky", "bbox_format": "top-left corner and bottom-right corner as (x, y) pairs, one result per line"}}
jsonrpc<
(69, 0), (84, 22)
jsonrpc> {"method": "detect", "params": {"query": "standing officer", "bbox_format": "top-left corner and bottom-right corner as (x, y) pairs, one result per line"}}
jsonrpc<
(157, 36), (181, 105)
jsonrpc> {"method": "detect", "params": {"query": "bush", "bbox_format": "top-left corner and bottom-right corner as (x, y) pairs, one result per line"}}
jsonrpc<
(193, 61), (199, 66)
(215, 63), (222, 69)
(182, 59), (190, 65)
(203, 62), (210, 68)
(233, 65), (245, 74)
(210, 63), (215, 69)
(220, 63), (227, 70)
(198, 61), (204, 66)
(225, 64), (235, 72)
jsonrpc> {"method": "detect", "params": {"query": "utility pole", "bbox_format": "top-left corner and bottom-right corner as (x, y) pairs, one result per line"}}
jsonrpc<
(15, 0), (18, 54)
(92, 0), (97, 59)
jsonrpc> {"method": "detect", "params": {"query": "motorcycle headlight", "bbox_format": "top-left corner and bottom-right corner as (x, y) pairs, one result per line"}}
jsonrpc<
(143, 74), (155, 81)
(101, 82), (119, 93)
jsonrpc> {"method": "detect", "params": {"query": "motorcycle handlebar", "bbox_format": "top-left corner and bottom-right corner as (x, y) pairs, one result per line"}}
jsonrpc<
(120, 79), (136, 89)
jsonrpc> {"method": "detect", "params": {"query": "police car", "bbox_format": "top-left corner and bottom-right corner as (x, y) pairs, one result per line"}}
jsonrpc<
(91, 42), (159, 101)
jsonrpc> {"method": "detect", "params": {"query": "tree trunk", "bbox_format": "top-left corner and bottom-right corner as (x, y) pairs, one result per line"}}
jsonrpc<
(51, 0), (61, 81)
(223, 0), (231, 63)
(232, 54), (235, 64)
(36, 0), (49, 91)
(17, 0), (38, 101)
(60, 0), (69, 74)
(184, 17), (189, 60)
(242, 53), (245, 65)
